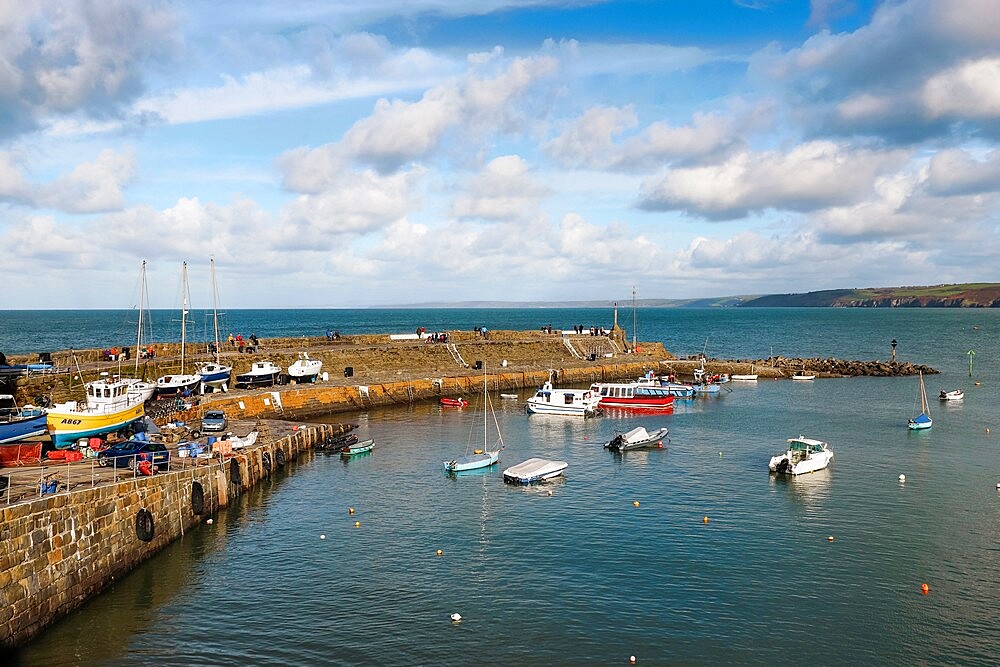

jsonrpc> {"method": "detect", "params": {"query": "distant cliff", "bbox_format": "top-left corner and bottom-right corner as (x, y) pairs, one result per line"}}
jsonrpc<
(741, 283), (1000, 308)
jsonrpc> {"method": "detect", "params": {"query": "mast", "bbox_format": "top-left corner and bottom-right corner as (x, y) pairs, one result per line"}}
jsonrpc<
(134, 260), (146, 374)
(210, 256), (221, 363)
(632, 286), (637, 351)
(180, 261), (189, 373)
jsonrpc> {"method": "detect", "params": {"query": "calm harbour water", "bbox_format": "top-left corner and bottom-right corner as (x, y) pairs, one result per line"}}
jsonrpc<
(11, 308), (1000, 665)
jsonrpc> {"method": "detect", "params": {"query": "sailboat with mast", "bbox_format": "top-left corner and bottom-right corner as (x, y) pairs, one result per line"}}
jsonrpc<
(119, 260), (156, 402)
(907, 371), (932, 430)
(198, 257), (232, 392)
(156, 262), (202, 397)
(444, 365), (503, 472)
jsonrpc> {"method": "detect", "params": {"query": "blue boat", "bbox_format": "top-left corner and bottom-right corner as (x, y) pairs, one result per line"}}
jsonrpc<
(0, 394), (48, 444)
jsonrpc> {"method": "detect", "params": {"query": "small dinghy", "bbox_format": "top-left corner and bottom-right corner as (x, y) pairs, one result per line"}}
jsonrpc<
(939, 389), (964, 401)
(502, 457), (568, 484)
(439, 397), (468, 408)
(604, 426), (669, 452)
(340, 438), (374, 456)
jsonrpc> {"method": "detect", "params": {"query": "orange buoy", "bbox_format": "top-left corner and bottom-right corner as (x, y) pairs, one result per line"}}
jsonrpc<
(436, 549), (443, 556)
(349, 507), (355, 514)
(354, 521), (360, 528)
(921, 583), (930, 594)
(703, 516), (709, 523)
(633, 501), (640, 507)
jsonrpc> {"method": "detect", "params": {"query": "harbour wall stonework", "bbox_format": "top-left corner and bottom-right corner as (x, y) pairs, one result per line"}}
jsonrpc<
(0, 424), (338, 648)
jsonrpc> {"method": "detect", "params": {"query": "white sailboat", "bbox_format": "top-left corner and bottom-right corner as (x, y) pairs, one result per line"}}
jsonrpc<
(907, 371), (932, 430)
(198, 257), (232, 392)
(119, 260), (156, 402)
(444, 365), (503, 472)
(156, 262), (202, 396)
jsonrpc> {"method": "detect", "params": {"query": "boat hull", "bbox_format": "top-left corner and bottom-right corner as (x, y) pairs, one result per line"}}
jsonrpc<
(235, 372), (280, 387)
(341, 438), (375, 456)
(445, 450), (500, 472)
(198, 364), (232, 387)
(46, 403), (145, 448)
(502, 457), (568, 484)
(0, 412), (48, 444)
(156, 374), (202, 396)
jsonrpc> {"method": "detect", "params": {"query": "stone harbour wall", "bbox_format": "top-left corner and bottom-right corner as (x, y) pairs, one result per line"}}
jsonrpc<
(0, 424), (337, 648)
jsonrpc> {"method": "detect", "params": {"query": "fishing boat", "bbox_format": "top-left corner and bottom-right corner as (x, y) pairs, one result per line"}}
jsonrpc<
(439, 397), (468, 408)
(198, 257), (232, 392)
(525, 381), (602, 416)
(287, 352), (323, 384)
(792, 369), (815, 381)
(502, 457), (568, 484)
(768, 436), (833, 475)
(156, 262), (202, 396)
(604, 426), (669, 452)
(939, 389), (964, 401)
(908, 371), (932, 430)
(444, 366), (503, 472)
(46, 374), (145, 448)
(589, 381), (674, 411)
(0, 395), (48, 444)
(235, 361), (282, 388)
(340, 438), (374, 456)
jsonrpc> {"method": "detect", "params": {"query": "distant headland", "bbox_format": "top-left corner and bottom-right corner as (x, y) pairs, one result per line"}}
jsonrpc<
(390, 283), (1000, 309)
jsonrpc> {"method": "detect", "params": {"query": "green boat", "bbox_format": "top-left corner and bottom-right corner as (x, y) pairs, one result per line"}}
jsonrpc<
(340, 438), (375, 456)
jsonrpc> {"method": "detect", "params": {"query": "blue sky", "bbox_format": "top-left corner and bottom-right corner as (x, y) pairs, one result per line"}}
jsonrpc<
(2, 0), (998, 309)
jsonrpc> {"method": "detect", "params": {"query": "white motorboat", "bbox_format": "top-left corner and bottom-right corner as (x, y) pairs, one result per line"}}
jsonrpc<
(525, 381), (601, 416)
(768, 437), (833, 475)
(939, 389), (964, 401)
(288, 353), (323, 383)
(502, 457), (568, 484)
(791, 370), (815, 380)
(604, 426), (669, 452)
(235, 361), (282, 388)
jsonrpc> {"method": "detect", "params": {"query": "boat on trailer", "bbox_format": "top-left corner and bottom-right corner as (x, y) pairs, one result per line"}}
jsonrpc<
(604, 426), (669, 452)
(502, 457), (568, 484)
(288, 352), (323, 384)
(235, 361), (282, 388)
(768, 437), (833, 475)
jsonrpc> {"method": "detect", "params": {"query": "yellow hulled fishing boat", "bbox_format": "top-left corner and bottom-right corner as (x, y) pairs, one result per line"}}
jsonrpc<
(47, 376), (145, 448)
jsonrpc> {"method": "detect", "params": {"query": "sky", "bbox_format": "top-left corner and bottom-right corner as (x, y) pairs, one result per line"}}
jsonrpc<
(2, 0), (999, 309)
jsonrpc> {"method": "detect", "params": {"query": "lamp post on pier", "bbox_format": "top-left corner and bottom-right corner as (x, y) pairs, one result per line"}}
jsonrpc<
(891, 338), (897, 362)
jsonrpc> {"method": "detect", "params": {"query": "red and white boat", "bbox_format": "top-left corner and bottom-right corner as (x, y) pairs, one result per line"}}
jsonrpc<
(439, 397), (468, 408)
(589, 381), (674, 411)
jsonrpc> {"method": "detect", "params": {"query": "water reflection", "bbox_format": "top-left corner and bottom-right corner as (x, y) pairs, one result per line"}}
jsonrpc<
(768, 468), (833, 507)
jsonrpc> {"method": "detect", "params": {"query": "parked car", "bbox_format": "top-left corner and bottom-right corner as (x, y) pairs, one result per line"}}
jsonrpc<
(98, 440), (170, 471)
(201, 410), (228, 433)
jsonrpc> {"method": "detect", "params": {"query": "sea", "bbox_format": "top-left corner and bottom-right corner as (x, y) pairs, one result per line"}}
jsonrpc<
(8, 307), (1000, 666)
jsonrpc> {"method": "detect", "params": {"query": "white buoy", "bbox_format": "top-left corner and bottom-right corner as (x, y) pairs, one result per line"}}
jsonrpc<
(206, 518), (213, 524)
(898, 474), (906, 483)
(320, 534), (326, 540)
(450, 613), (462, 622)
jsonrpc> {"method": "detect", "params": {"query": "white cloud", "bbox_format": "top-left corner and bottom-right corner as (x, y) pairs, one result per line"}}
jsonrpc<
(639, 141), (910, 219)
(0, 0), (176, 139)
(0, 148), (134, 213)
(451, 155), (549, 221)
(926, 148), (1000, 196)
(922, 57), (1000, 120)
